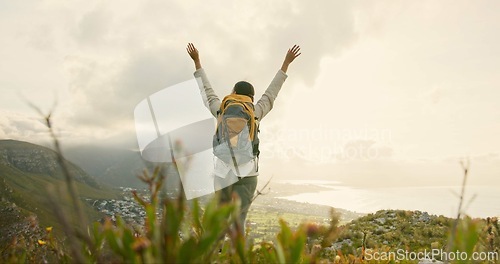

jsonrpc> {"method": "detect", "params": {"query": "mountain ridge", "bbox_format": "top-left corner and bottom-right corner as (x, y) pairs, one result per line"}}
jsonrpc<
(0, 139), (100, 188)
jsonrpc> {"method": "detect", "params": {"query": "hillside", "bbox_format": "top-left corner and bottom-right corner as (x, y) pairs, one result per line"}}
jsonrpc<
(0, 140), (99, 188)
(0, 140), (120, 247)
(335, 210), (451, 251)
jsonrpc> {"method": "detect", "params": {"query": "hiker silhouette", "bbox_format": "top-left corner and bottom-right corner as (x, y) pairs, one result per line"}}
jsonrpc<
(187, 43), (301, 232)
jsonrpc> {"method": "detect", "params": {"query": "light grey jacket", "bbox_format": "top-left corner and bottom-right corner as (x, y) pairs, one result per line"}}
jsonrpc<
(194, 68), (288, 177)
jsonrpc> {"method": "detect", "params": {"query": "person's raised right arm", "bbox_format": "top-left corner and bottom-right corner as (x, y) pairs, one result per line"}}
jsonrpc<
(280, 45), (301, 73)
(187, 43), (220, 117)
(254, 45), (301, 120)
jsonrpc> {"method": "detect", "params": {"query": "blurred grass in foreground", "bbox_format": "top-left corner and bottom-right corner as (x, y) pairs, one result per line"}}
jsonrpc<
(1, 113), (499, 263)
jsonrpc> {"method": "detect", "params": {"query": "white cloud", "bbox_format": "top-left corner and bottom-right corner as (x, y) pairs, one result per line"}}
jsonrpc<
(0, 111), (51, 145)
(11, 0), (359, 145)
(73, 5), (112, 46)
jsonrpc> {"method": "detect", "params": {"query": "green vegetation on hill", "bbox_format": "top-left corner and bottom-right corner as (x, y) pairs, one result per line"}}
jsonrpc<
(0, 140), (121, 248)
(336, 210), (451, 252)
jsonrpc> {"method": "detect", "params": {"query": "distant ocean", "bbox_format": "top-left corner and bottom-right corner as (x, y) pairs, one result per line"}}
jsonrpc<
(278, 181), (500, 218)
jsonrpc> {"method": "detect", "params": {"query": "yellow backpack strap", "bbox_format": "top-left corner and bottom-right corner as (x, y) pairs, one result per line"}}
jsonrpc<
(239, 102), (256, 141)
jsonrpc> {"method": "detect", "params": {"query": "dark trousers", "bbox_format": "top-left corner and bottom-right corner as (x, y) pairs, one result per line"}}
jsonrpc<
(214, 173), (258, 233)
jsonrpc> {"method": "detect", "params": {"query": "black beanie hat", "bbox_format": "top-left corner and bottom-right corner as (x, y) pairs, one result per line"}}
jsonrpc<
(233, 81), (255, 100)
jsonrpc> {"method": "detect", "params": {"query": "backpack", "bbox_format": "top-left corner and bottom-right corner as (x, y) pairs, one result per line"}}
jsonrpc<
(213, 94), (260, 173)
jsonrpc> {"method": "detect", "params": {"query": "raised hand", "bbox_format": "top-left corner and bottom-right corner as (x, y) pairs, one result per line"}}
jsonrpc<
(281, 45), (301, 73)
(285, 45), (301, 64)
(187, 43), (202, 69)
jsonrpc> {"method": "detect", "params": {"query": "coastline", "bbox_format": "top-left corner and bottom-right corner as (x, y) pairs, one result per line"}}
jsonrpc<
(276, 183), (500, 218)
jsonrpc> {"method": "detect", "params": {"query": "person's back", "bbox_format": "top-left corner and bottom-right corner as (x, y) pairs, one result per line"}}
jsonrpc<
(213, 92), (258, 173)
(187, 43), (301, 232)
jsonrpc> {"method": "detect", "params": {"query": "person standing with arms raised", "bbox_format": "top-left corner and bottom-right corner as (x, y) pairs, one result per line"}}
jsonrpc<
(187, 43), (301, 233)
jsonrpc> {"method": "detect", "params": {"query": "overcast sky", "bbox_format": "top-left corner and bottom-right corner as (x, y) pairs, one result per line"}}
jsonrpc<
(1, 0), (499, 189)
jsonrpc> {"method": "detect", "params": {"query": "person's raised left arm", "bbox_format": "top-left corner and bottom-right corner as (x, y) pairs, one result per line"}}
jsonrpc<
(187, 43), (220, 117)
